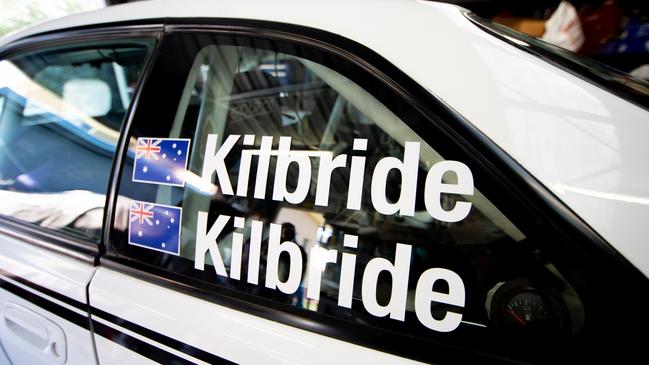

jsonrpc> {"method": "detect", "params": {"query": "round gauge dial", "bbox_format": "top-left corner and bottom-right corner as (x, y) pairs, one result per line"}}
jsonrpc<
(504, 291), (555, 331)
(487, 279), (568, 337)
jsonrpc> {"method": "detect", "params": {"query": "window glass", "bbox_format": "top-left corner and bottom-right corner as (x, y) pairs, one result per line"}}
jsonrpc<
(113, 33), (643, 363)
(0, 38), (153, 242)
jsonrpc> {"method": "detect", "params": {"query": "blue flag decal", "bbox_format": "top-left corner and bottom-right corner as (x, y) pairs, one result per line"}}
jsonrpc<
(132, 137), (191, 186)
(128, 201), (182, 255)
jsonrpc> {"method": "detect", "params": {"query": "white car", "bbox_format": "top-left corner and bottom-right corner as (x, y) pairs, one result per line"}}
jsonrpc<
(0, 0), (647, 364)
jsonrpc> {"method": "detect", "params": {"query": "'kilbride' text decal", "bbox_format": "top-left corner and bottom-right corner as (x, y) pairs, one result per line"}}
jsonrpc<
(201, 134), (474, 222)
(196, 134), (472, 333)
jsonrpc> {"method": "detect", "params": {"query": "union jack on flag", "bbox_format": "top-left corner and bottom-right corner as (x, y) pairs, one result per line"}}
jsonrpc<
(136, 138), (162, 160)
(128, 200), (182, 255)
(130, 201), (154, 225)
(132, 137), (191, 187)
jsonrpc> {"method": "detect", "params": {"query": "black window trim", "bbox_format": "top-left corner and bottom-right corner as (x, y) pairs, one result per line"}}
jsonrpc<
(0, 24), (164, 264)
(0, 24), (164, 58)
(98, 18), (649, 364)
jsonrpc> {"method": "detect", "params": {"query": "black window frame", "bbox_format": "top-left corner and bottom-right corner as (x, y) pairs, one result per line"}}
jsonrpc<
(0, 25), (163, 264)
(102, 19), (649, 364)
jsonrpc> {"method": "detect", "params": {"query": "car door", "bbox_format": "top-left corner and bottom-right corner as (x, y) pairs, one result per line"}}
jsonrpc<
(0, 28), (158, 365)
(91, 22), (649, 365)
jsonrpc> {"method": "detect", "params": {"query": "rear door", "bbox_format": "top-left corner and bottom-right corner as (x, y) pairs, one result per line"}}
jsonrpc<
(92, 23), (649, 365)
(0, 28), (157, 365)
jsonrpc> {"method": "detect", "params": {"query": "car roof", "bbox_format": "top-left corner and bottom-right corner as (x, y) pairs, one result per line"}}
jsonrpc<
(2, 0), (648, 277)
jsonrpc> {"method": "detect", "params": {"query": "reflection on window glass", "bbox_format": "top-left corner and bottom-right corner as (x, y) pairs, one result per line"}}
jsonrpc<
(469, 14), (649, 108)
(115, 39), (596, 363)
(0, 39), (153, 242)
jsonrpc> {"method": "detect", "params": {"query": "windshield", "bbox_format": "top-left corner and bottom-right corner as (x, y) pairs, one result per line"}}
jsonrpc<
(466, 13), (649, 110)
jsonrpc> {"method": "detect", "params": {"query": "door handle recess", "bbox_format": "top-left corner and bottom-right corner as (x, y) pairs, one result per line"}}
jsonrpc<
(2, 302), (67, 364)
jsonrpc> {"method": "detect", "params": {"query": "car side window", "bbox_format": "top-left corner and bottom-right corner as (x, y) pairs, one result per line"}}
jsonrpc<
(0, 38), (153, 242)
(113, 32), (638, 363)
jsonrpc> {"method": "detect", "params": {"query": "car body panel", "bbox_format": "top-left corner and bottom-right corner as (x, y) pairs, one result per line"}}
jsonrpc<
(89, 267), (423, 364)
(0, 231), (96, 365)
(93, 336), (158, 365)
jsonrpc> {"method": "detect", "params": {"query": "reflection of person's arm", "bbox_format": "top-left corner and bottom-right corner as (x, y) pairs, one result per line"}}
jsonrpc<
(114, 197), (133, 232)
(73, 208), (103, 231)
(0, 189), (105, 230)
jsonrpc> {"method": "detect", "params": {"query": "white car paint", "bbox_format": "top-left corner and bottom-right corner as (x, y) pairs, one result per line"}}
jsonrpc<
(93, 335), (158, 365)
(90, 268), (423, 365)
(0, 231), (97, 365)
(1, 0), (647, 277)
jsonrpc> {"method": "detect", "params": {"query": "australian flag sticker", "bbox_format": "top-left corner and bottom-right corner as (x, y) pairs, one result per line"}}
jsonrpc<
(128, 201), (182, 255)
(132, 137), (191, 187)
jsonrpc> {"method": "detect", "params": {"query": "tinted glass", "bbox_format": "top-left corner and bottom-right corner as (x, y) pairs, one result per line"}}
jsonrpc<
(113, 33), (646, 364)
(0, 38), (153, 242)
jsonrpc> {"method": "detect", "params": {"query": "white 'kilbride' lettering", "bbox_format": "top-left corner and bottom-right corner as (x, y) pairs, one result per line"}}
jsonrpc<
(201, 134), (239, 195)
(199, 134), (474, 222)
(194, 134), (472, 333)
